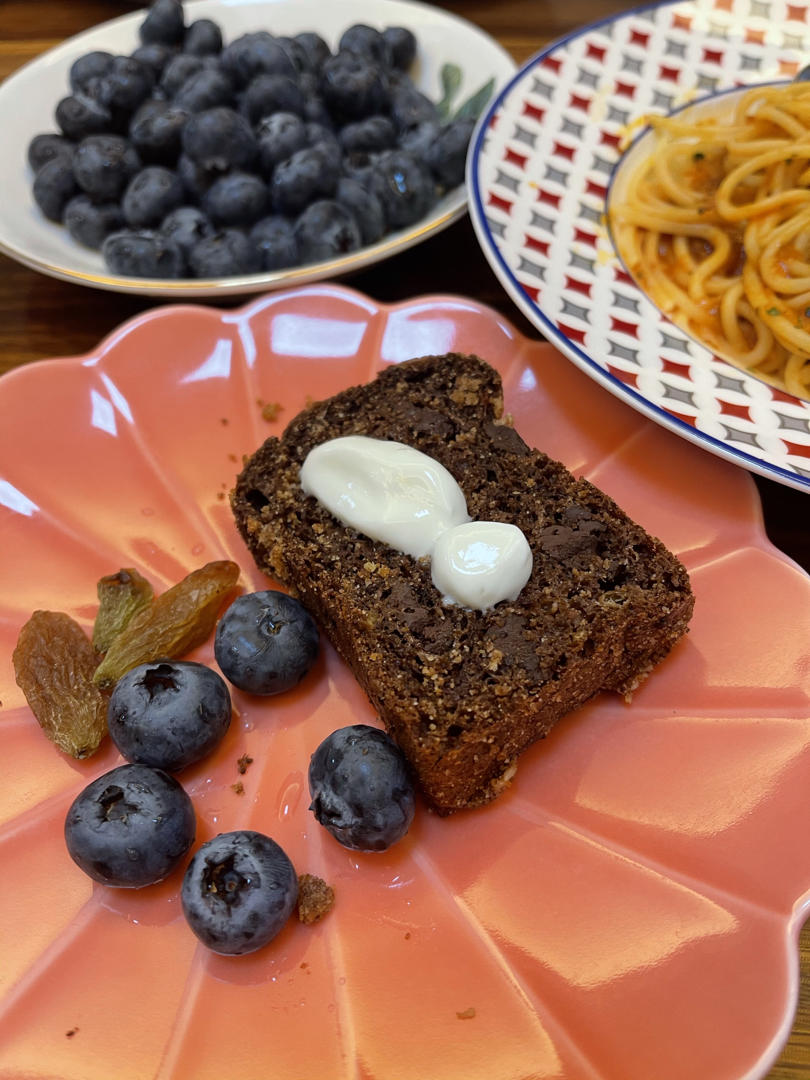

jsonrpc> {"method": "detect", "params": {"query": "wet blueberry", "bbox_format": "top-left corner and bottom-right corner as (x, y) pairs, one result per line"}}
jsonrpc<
(103, 229), (186, 277)
(202, 170), (267, 227)
(426, 117), (476, 188)
(160, 204), (215, 256)
(220, 32), (297, 89)
(63, 193), (123, 249)
(73, 134), (141, 201)
(294, 198), (362, 264)
(308, 725), (416, 852)
(122, 165), (185, 228)
(383, 26), (417, 70)
(335, 176), (385, 245)
(69, 50), (114, 94)
(64, 763), (196, 888)
(249, 214), (298, 270)
(255, 111), (307, 177)
(182, 106), (256, 171)
(183, 18), (223, 57)
(108, 660), (232, 772)
(139, 0), (186, 46)
(241, 73), (305, 125)
(187, 228), (261, 276)
(27, 133), (74, 173)
(129, 99), (189, 164)
(32, 156), (78, 221)
(319, 52), (389, 123)
(270, 145), (336, 215)
(214, 590), (319, 696)
(181, 830), (298, 955)
(369, 149), (436, 228)
(173, 67), (234, 112)
(55, 93), (113, 140)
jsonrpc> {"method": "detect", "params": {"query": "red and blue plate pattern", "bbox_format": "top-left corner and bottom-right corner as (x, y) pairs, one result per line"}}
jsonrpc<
(467, 0), (810, 492)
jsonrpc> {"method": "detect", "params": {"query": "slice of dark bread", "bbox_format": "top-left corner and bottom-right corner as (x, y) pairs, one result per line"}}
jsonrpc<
(231, 354), (694, 814)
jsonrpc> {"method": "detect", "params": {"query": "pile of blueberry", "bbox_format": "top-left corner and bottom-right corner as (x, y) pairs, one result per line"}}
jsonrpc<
(28, 0), (480, 279)
(63, 588), (416, 955)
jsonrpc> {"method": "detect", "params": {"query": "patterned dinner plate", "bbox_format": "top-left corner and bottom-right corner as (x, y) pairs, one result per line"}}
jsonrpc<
(467, 0), (810, 493)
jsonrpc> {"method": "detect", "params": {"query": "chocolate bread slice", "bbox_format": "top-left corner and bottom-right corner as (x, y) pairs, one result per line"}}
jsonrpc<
(231, 354), (694, 814)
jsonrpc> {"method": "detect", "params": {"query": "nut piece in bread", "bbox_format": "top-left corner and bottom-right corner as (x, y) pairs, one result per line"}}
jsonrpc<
(231, 354), (694, 814)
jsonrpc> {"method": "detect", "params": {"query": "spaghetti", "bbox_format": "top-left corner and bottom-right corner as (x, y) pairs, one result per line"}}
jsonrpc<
(609, 81), (810, 400)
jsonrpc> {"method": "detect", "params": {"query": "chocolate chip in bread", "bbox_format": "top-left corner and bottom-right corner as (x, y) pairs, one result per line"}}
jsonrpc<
(231, 353), (694, 814)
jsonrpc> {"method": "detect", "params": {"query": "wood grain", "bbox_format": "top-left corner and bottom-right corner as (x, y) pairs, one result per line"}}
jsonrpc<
(1, 3), (809, 1075)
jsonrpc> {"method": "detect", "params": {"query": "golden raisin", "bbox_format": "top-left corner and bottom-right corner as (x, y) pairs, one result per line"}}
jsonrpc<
(93, 560), (240, 688)
(13, 611), (108, 758)
(92, 567), (154, 653)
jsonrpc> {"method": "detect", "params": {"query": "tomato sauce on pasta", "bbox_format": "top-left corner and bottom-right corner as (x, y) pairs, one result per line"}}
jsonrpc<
(609, 82), (810, 400)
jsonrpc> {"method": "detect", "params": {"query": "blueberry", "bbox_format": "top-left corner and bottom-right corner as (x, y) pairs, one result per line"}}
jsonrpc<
(27, 133), (74, 173)
(160, 204), (215, 255)
(303, 122), (342, 170)
(160, 53), (207, 97)
(95, 56), (156, 117)
(250, 214), (298, 270)
(220, 32), (297, 89)
(73, 134), (141, 201)
(341, 150), (382, 190)
(64, 763), (196, 888)
(32, 157), (78, 221)
(214, 590), (319, 695)
(122, 165), (185, 228)
(176, 152), (221, 198)
(338, 24), (393, 68)
(383, 26), (417, 70)
(426, 117), (476, 188)
(241, 73), (305, 125)
(319, 52), (389, 123)
(183, 19), (223, 57)
(182, 106), (256, 171)
(294, 198), (362, 263)
(103, 229), (186, 278)
(294, 31), (331, 71)
(181, 830), (298, 955)
(202, 171), (267, 227)
(270, 145), (336, 215)
(338, 114), (396, 154)
(368, 149), (436, 228)
(129, 100), (189, 164)
(131, 42), (176, 79)
(108, 660), (231, 772)
(335, 176), (385, 245)
(69, 50), (114, 94)
(276, 36), (313, 75)
(139, 0), (185, 46)
(397, 119), (440, 161)
(255, 111), (307, 177)
(63, 194), (123, 249)
(55, 93), (113, 140)
(173, 67), (234, 112)
(308, 725), (415, 852)
(187, 228), (261, 277)
(389, 84), (439, 132)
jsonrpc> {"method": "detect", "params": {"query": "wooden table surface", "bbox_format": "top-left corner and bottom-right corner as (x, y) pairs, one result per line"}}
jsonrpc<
(1, 1), (809, 1076)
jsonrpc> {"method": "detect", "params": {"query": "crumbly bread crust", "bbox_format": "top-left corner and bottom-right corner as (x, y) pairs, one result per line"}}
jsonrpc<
(231, 354), (694, 814)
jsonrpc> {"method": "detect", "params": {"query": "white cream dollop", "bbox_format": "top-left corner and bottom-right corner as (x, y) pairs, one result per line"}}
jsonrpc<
(431, 521), (533, 610)
(299, 435), (470, 559)
(300, 435), (533, 610)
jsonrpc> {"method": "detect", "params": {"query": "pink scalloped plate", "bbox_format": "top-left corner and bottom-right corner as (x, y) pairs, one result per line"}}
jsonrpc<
(1, 284), (810, 1080)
